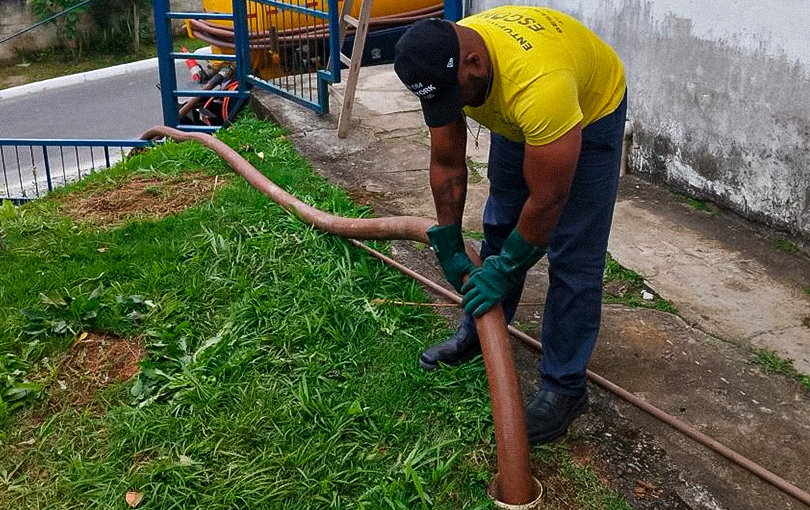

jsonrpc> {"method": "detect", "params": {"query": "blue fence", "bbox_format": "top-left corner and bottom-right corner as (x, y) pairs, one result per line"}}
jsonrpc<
(1, 0), (463, 205)
(0, 139), (151, 203)
(241, 0), (340, 114)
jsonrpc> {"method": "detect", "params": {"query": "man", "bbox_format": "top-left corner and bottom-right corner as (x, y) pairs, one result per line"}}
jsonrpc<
(394, 5), (627, 445)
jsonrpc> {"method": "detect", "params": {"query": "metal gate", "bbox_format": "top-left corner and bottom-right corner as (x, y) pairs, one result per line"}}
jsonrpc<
(242, 0), (341, 114)
(154, 0), (341, 124)
(157, 0), (459, 122)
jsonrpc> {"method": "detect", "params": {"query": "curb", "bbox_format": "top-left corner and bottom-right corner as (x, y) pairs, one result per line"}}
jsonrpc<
(0, 57), (158, 101)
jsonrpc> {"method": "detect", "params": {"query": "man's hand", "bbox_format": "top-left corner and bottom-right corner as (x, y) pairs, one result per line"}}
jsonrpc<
(427, 224), (475, 293)
(461, 228), (546, 317)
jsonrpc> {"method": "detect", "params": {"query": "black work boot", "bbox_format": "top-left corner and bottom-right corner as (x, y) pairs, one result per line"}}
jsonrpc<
(419, 326), (481, 370)
(525, 389), (588, 445)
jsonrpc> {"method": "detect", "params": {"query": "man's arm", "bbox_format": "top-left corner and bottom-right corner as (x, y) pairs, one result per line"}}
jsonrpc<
(460, 124), (582, 317)
(516, 125), (582, 247)
(428, 116), (468, 225)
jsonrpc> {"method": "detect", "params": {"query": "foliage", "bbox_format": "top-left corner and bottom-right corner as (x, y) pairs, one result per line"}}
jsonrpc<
(603, 253), (677, 314)
(0, 114), (631, 508)
(532, 442), (634, 510)
(465, 157), (486, 184)
(676, 192), (718, 217)
(0, 115), (494, 507)
(85, 0), (154, 54)
(753, 349), (810, 390)
(770, 237), (798, 254)
(26, 0), (90, 56)
(25, 0), (153, 57)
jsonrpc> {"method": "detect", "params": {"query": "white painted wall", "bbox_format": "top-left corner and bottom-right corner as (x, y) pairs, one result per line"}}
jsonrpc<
(630, 0), (810, 65)
(470, 0), (810, 242)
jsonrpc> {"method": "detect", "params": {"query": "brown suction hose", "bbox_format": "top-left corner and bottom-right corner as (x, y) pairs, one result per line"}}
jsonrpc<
(347, 239), (810, 509)
(138, 126), (810, 507)
(140, 126), (538, 505)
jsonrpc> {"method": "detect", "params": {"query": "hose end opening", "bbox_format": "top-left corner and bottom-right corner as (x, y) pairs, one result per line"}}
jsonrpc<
(488, 473), (543, 509)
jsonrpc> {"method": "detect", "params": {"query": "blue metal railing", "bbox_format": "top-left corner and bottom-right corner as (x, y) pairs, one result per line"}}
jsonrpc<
(0, 139), (151, 203)
(153, 0), (252, 131)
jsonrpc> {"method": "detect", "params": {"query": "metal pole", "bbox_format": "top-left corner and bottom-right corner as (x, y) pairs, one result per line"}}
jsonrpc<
(42, 146), (53, 192)
(153, 0), (180, 127)
(443, 0), (463, 21)
(231, 0), (250, 99)
(327, 0), (341, 82)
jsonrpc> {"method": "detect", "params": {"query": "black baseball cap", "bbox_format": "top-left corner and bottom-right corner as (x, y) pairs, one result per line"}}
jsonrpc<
(394, 18), (464, 127)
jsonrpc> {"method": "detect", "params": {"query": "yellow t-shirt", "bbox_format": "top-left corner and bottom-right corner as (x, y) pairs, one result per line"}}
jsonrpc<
(458, 6), (626, 145)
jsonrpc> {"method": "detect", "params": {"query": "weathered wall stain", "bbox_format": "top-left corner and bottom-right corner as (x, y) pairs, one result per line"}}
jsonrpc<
(473, 0), (810, 242)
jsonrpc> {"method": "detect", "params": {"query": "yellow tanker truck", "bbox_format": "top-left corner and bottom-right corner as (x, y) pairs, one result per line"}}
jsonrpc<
(186, 0), (443, 80)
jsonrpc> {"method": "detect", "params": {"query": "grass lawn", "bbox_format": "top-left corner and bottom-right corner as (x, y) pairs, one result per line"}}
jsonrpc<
(0, 115), (632, 509)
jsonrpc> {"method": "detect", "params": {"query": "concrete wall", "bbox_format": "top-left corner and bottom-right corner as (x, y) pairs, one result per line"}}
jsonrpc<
(469, 0), (810, 243)
(0, 0), (59, 61)
(0, 0), (202, 62)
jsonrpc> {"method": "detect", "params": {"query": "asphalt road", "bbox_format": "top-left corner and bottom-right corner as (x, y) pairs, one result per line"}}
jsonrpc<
(0, 61), (196, 198)
(0, 62), (196, 139)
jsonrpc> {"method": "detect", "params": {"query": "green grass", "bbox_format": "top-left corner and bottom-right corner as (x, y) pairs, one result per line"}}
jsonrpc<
(463, 229), (485, 242)
(752, 349), (810, 390)
(677, 193), (718, 217)
(465, 157), (486, 184)
(0, 114), (630, 509)
(804, 286), (810, 296)
(603, 253), (677, 314)
(532, 442), (633, 510)
(770, 237), (798, 254)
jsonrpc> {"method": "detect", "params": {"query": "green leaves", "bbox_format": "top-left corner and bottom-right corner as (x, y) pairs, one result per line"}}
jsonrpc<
(19, 285), (104, 339)
(0, 354), (39, 422)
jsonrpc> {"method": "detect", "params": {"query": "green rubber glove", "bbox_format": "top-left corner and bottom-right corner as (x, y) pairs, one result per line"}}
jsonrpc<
(426, 224), (476, 293)
(461, 228), (546, 317)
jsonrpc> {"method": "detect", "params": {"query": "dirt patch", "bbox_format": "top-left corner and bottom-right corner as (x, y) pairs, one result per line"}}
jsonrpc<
(1, 74), (28, 89)
(43, 332), (145, 413)
(60, 172), (227, 225)
(346, 186), (386, 207)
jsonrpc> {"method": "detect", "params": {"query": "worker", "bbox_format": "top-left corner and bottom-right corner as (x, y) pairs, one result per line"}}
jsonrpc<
(394, 5), (627, 445)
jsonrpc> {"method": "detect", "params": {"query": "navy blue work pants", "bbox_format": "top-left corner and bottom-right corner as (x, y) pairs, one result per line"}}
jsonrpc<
(460, 94), (627, 395)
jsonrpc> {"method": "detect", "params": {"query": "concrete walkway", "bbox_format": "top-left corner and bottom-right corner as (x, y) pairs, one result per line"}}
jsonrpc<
(253, 63), (810, 510)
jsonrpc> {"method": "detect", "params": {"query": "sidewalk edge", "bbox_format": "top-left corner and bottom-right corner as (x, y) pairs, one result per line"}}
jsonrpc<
(0, 57), (159, 101)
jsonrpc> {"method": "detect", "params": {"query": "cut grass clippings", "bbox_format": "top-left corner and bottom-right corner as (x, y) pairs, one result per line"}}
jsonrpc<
(0, 113), (631, 509)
